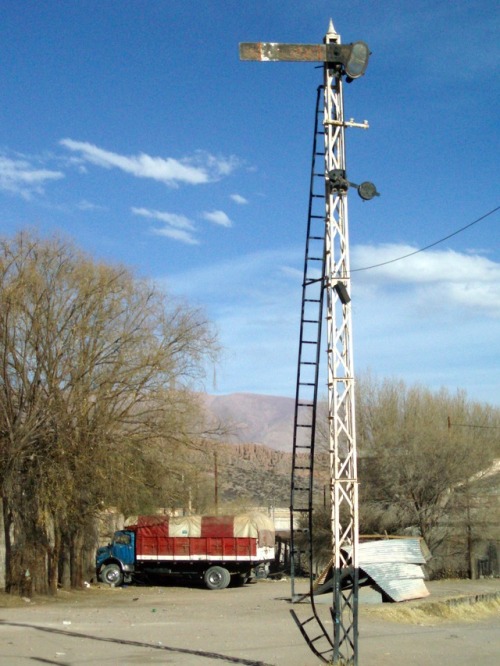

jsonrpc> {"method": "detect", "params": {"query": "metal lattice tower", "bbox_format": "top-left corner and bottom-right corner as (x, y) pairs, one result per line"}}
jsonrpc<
(240, 20), (370, 664)
(323, 23), (359, 664)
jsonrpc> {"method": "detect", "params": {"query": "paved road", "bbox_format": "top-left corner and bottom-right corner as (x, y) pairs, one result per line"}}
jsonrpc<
(0, 578), (498, 665)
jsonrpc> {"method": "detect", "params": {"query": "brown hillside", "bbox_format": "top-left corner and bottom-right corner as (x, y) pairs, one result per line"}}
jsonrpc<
(203, 393), (294, 452)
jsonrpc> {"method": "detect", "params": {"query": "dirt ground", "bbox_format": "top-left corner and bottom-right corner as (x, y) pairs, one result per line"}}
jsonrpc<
(0, 577), (499, 665)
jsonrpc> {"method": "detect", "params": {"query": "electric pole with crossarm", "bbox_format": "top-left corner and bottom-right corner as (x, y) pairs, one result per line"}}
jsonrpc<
(240, 20), (377, 665)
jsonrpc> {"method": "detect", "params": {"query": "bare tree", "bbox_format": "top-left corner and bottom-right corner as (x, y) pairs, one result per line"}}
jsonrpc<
(0, 230), (218, 594)
(356, 376), (499, 566)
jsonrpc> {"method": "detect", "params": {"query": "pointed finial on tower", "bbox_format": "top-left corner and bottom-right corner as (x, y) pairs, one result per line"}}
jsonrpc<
(327, 19), (337, 36)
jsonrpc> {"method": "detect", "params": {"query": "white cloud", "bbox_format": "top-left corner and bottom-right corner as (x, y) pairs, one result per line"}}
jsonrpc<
(353, 244), (499, 283)
(200, 152), (240, 177)
(352, 244), (500, 317)
(151, 226), (199, 245)
(202, 210), (232, 227)
(132, 207), (195, 230)
(230, 193), (248, 205)
(0, 154), (63, 198)
(60, 139), (238, 187)
(132, 206), (198, 245)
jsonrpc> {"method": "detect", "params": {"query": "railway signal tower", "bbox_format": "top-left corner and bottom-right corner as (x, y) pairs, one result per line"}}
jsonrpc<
(240, 20), (376, 665)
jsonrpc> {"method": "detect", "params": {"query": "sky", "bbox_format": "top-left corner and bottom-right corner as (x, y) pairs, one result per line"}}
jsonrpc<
(0, 1), (499, 406)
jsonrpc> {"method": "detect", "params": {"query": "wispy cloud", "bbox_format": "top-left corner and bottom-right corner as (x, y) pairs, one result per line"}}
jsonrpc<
(60, 139), (239, 188)
(230, 193), (248, 205)
(163, 247), (303, 394)
(132, 207), (195, 230)
(352, 244), (500, 317)
(77, 199), (107, 212)
(0, 154), (63, 198)
(164, 243), (500, 403)
(200, 152), (240, 178)
(151, 226), (200, 245)
(202, 210), (232, 227)
(132, 206), (198, 245)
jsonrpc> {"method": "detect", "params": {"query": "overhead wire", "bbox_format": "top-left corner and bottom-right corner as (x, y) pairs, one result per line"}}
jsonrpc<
(350, 204), (500, 273)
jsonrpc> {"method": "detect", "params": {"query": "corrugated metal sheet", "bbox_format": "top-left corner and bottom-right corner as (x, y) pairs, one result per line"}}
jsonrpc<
(343, 538), (431, 602)
(365, 572), (430, 602)
(358, 538), (429, 565)
(361, 561), (426, 580)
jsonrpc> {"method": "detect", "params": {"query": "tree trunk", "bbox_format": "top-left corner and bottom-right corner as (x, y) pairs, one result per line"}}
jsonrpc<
(69, 531), (84, 589)
(4, 495), (50, 596)
(47, 526), (60, 595)
(2, 496), (13, 591)
(8, 541), (49, 596)
(466, 496), (475, 579)
(58, 536), (71, 589)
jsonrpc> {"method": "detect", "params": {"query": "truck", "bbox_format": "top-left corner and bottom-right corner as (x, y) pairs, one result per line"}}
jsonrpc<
(96, 512), (275, 590)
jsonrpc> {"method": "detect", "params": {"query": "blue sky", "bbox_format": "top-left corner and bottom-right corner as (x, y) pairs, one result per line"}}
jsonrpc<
(1, 1), (498, 405)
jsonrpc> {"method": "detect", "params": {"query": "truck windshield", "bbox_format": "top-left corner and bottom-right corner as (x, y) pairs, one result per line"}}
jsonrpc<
(113, 533), (131, 546)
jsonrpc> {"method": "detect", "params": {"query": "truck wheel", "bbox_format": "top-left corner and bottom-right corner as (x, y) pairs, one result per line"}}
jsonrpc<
(100, 563), (124, 587)
(204, 566), (231, 590)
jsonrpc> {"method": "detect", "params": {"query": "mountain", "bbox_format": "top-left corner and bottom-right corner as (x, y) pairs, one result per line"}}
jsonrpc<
(203, 393), (295, 452)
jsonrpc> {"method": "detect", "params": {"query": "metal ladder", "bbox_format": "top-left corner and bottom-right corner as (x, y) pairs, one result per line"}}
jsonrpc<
(289, 86), (334, 662)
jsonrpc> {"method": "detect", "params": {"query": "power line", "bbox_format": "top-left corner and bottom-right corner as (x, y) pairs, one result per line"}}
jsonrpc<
(450, 423), (500, 429)
(351, 204), (500, 273)
(448, 415), (500, 430)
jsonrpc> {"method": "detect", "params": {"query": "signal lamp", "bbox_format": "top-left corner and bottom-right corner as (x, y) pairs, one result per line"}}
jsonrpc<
(325, 41), (371, 79)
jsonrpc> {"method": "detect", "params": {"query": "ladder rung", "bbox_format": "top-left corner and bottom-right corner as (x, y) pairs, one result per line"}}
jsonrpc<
(302, 615), (316, 626)
(311, 634), (328, 645)
(297, 424), (312, 428)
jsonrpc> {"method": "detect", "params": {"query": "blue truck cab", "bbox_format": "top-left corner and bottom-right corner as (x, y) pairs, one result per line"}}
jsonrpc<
(96, 530), (135, 586)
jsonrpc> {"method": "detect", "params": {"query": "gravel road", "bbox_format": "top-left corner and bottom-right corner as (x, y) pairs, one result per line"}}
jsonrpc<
(0, 578), (498, 665)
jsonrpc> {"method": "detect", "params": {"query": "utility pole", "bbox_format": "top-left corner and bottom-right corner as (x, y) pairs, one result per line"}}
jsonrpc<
(240, 20), (375, 665)
(214, 451), (219, 515)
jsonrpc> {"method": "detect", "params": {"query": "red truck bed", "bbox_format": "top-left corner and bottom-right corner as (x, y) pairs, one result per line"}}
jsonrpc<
(128, 514), (273, 562)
